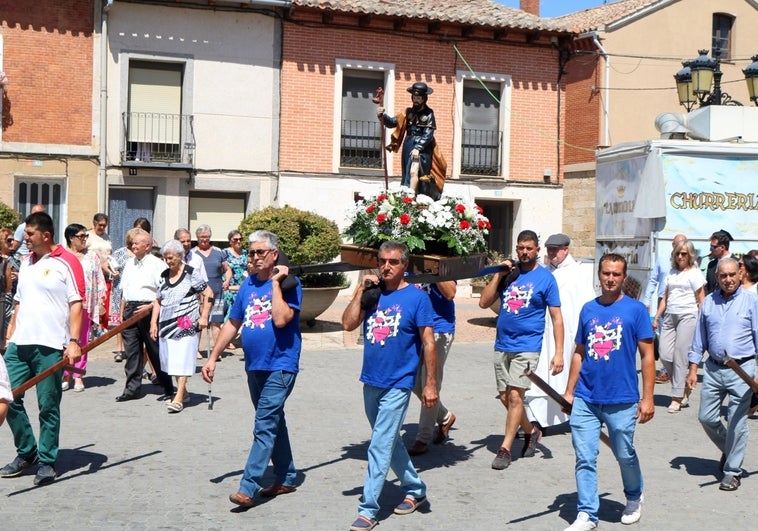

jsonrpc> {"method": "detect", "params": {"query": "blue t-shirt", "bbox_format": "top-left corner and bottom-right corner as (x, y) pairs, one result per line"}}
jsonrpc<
(230, 274), (302, 373)
(361, 285), (434, 390)
(413, 283), (455, 334)
(495, 265), (561, 352)
(574, 295), (653, 405)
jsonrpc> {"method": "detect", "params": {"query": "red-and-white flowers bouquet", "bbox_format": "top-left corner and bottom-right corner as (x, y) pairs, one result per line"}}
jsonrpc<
(343, 187), (491, 256)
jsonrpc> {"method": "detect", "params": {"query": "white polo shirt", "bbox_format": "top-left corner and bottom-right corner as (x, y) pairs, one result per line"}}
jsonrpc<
(12, 246), (84, 350)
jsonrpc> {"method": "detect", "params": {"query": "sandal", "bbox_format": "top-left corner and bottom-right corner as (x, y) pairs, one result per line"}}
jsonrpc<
(667, 401), (681, 413)
(394, 495), (427, 515)
(167, 401), (184, 413)
(349, 516), (377, 530)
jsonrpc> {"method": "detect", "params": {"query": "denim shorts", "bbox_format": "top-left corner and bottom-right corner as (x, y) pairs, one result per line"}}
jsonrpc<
(494, 350), (540, 391)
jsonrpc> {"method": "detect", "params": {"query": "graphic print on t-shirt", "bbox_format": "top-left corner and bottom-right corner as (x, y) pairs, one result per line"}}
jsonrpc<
(502, 282), (534, 315)
(366, 305), (402, 346)
(243, 293), (272, 329)
(586, 317), (623, 361)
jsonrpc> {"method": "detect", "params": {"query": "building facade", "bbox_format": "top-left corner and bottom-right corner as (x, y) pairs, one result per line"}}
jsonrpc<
(279, 0), (579, 256)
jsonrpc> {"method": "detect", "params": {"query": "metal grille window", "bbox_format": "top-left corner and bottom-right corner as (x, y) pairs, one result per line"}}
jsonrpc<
(340, 71), (384, 169)
(461, 81), (501, 176)
(712, 13), (734, 61)
(16, 180), (64, 237)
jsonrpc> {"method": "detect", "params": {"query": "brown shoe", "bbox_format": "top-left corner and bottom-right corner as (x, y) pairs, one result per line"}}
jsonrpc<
(407, 441), (429, 456)
(434, 412), (456, 444)
(229, 492), (255, 508)
(259, 483), (297, 498)
(655, 370), (670, 384)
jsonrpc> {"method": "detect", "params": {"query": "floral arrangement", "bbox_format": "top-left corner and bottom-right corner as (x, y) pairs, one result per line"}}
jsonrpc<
(343, 187), (491, 256)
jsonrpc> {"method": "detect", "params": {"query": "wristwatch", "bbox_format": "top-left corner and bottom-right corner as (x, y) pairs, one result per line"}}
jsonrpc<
(69, 338), (80, 345)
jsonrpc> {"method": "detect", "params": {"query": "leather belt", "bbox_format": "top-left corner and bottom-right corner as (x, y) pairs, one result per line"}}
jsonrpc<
(709, 356), (754, 366)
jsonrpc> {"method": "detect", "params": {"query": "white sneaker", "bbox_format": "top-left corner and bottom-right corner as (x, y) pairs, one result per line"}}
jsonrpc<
(621, 493), (643, 525)
(564, 511), (597, 531)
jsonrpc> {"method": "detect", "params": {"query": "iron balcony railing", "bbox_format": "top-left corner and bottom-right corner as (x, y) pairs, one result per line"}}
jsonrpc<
(121, 112), (195, 167)
(461, 128), (501, 176)
(340, 119), (382, 169)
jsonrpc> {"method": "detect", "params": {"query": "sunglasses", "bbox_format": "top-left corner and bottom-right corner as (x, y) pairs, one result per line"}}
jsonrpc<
(710, 244), (723, 250)
(250, 249), (272, 257)
(231, 237), (243, 242)
(74, 234), (89, 240)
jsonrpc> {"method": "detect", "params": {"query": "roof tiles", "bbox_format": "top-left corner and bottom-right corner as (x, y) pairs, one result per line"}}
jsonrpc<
(292, 0), (569, 32)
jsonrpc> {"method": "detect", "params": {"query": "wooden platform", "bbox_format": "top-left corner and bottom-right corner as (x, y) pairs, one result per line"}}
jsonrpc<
(340, 244), (487, 280)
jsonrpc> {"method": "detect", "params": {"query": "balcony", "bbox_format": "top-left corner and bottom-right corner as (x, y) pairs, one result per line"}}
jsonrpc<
(340, 119), (382, 169)
(461, 128), (501, 176)
(121, 112), (195, 168)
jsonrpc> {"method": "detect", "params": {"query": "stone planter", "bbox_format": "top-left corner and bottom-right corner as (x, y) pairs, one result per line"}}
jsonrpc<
(299, 286), (345, 327)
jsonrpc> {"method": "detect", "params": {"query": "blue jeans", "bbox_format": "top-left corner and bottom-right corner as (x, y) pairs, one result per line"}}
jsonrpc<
(569, 397), (643, 523)
(698, 358), (755, 479)
(359, 385), (426, 519)
(239, 370), (298, 497)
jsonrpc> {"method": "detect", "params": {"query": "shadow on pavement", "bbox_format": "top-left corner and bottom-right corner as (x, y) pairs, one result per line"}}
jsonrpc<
(6, 446), (161, 496)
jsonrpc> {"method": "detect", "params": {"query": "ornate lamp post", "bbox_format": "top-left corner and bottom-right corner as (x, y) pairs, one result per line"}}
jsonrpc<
(673, 49), (741, 109)
(743, 55), (758, 106)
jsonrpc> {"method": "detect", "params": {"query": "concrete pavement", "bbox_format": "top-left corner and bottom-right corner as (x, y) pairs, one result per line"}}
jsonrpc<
(2, 329), (758, 529)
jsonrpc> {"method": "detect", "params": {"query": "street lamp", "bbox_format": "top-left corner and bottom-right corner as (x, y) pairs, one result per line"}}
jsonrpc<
(674, 49), (741, 108)
(743, 55), (758, 105)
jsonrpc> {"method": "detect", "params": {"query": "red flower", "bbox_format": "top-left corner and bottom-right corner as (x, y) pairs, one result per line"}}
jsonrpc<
(366, 204), (376, 214)
(377, 194), (388, 203)
(402, 196), (413, 204)
(475, 205), (483, 214)
(400, 213), (411, 225)
(460, 220), (470, 230)
(477, 220), (486, 229)
(376, 214), (387, 224)
(455, 204), (466, 214)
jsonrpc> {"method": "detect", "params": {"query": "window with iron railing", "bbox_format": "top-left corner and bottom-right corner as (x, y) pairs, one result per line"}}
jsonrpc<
(121, 112), (195, 167)
(461, 128), (501, 176)
(341, 119), (383, 168)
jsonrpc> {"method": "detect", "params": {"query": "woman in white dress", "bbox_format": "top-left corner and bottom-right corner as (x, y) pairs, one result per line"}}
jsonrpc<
(150, 240), (212, 413)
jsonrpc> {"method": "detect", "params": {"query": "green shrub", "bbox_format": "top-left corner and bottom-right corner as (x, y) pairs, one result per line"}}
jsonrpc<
(239, 205), (349, 288)
(0, 202), (21, 231)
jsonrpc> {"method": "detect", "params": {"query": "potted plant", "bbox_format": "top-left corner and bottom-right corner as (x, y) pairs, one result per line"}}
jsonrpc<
(239, 205), (350, 325)
(343, 186), (491, 256)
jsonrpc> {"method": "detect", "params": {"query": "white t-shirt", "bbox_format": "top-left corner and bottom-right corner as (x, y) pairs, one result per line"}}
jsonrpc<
(665, 267), (705, 315)
(12, 248), (83, 349)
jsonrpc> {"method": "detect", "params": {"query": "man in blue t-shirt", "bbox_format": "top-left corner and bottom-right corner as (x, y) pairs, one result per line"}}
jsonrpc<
(342, 240), (438, 531)
(202, 230), (302, 509)
(479, 230), (564, 470)
(562, 254), (655, 531)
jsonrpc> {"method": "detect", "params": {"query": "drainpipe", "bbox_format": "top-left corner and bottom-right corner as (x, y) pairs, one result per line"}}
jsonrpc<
(581, 31), (610, 147)
(98, 0), (113, 212)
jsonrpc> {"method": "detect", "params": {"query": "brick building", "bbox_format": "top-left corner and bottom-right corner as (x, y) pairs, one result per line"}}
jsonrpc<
(0, 0), (98, 233)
